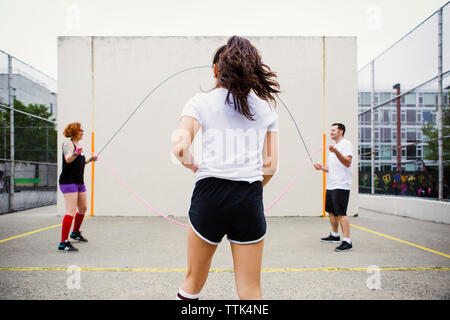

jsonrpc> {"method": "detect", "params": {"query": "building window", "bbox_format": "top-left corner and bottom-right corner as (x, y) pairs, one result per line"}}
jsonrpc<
(360, 146), (371, 160)
(380, 150), (391, 160)
(374, 146), (379, 160)
(406, 129), (416, 142)
(360, 92), (371, 106)
(407, 145), (417, 160)
(381, 110), (390, 125)
(405, 93), (416, 107)
(360, 112), (371, 125)
(361, 128), (371, 142)
(406, 110), (416, 125)
(380, 93), (392, 106)
(423, 110), (432, 123)
(423, 93), (436, 106)
(380, 128), (391, 142)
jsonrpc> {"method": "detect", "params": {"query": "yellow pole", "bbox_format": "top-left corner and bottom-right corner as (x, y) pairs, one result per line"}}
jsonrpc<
(90, 36), (95, 217)
(322, 36), (326, 217)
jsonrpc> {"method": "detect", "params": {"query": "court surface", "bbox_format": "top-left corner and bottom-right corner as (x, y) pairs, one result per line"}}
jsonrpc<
(0, 205), (449, 300)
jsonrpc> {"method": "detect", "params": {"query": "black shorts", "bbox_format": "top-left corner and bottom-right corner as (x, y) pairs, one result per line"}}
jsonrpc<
(325, 189), (350, 216)
(188, 177), (266, 245)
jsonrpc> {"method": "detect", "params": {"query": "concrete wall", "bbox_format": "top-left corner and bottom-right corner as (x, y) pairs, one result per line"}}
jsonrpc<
(57, 36), (358, 217)
(359, 194), (450, 224)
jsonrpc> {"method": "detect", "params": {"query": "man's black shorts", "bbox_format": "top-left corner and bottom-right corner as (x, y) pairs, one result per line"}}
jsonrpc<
(325, 189), (350, 216)
(188, 177), (266, 245)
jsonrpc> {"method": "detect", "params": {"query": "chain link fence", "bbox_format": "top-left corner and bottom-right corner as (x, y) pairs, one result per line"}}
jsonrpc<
(358, 3), (450, 200)
(0, 49), (57, 213)
(0, 160), (57, 213)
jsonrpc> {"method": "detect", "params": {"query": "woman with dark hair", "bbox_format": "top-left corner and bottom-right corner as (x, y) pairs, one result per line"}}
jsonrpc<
(173, 36), (280, 299)
(58, 122), (97, 252)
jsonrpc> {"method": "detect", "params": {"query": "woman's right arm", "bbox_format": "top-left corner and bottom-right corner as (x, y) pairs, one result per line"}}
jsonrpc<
(62, 140), (78, 164)
(261, 131), (278, 187)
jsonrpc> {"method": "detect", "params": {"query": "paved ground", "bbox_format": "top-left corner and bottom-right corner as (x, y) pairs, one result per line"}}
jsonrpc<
(0, 205), (449, 300)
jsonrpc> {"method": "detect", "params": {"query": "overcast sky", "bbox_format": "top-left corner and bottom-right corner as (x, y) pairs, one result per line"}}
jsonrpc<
(0, 0), (448, 80)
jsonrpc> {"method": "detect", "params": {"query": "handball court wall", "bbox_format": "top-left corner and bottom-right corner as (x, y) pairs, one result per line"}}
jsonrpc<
(57, 36), (358, 217)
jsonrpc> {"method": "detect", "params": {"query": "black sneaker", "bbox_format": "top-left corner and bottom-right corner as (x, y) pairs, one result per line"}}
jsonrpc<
(335, 241), (353, 252)
(320, 233), (341, 243)
(70, 231), (88, 242)
(58, 241), (79, 252)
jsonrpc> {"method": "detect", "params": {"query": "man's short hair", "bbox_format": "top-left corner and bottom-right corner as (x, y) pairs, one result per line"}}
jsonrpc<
(332, 123), (346, 136)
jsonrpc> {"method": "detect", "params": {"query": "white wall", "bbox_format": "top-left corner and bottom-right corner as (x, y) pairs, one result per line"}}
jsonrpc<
(359, 194), (450, 224)
(57, 36), (358, 217)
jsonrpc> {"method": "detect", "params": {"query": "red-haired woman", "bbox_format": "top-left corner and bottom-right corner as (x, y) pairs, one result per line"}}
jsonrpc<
(173, 36), (280, 299)
(58, 122), (97, 252)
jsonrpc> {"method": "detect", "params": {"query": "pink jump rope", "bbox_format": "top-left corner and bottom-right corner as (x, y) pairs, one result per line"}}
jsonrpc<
(83, 65), (324, 228)
(85, 145), (327, 229)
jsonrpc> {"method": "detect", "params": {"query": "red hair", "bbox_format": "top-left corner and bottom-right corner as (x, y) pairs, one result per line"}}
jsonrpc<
(63, 122), (82, 139)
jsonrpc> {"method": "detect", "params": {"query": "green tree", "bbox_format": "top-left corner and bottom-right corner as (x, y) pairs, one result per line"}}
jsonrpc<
(0, 99), (57, 162)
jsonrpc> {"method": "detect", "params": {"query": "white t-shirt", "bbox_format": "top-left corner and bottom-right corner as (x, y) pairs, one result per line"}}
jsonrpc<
(179, 88), (279, 184)
(327, 138), (353, 190)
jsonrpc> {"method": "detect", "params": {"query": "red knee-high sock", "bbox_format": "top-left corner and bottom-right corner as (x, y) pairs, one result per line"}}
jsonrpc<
(73, 212), (85, 233)
(61, 214), (74, 242)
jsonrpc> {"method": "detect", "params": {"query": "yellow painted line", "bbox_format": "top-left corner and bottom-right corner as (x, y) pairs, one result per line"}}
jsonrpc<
(0, 224), (62, 243)
(0, 216), (92, 244)
(262, 267), (450, 272)
(1, 216), (449, 261)
(0, 266), (449, 273)
(350, 223), (450, 259)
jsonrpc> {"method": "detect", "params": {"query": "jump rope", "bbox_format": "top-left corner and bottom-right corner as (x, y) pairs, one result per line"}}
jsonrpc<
(82, 65), (327, 228)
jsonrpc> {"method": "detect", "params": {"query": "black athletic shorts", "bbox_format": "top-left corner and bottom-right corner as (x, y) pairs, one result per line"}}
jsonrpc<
(188, 177), (266, 245)
(325, 189), (350, 216)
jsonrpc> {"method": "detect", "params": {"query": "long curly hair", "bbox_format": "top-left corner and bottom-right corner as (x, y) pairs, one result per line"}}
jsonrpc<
(213, 36), (281, 120)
